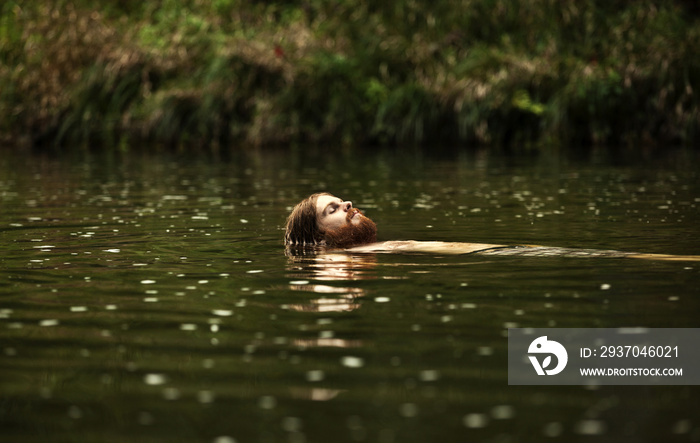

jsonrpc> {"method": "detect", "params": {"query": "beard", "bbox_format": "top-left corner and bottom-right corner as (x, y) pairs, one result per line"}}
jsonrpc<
(323, 209), (377, 248)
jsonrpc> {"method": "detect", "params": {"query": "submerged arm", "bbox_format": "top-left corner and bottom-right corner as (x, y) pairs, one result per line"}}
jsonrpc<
(346, 241), (700, 261)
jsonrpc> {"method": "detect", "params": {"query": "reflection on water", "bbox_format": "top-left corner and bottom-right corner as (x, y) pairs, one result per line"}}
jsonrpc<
(286, 248), (378, 281)
(0, 148), (699, 443)
(286, 249), (377, 313)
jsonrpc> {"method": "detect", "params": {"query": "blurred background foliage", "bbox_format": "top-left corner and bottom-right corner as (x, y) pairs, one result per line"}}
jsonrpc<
(1, 0), (699, 151)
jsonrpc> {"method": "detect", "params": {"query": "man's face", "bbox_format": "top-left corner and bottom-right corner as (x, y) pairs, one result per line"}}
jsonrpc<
(314, 194), (376, 247)
(315, 194), (358, 232)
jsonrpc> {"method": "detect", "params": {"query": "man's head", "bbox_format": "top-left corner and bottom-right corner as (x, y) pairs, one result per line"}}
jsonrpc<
(285, 193), (377, 248)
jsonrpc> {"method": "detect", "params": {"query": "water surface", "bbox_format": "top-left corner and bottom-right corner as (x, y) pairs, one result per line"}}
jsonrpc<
(1, 147), (699, 442)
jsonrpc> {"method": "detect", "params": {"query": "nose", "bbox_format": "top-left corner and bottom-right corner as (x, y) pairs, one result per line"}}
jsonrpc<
(343, 201), (353, 212)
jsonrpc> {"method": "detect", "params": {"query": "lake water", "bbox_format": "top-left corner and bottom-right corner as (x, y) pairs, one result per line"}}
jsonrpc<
(1, 146), (699, 443)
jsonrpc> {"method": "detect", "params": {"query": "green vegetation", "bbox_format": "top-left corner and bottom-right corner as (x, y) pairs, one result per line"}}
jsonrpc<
(1, 0), (699, 150)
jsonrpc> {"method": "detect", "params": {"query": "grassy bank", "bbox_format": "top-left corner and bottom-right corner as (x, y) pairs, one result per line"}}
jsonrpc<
(1, 0), (699, 151)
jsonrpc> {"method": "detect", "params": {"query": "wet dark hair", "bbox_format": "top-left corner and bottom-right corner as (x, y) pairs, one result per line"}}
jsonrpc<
(284, 192), (331, 246)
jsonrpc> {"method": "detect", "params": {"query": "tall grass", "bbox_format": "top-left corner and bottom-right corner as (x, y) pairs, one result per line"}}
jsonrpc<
(1, 0), (698, 150)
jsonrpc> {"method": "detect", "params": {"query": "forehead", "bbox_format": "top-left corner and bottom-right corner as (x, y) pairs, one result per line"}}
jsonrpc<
(315, 194), (342, 213)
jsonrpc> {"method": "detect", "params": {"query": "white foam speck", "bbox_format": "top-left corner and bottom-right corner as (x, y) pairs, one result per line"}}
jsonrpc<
(419, 369), (440, 382)
(575, 419), (607, 435)
(162, 387), (181, 400)
(197, 390), (215, 403)
(144, 373), (167, 385)
(212, 309), (233, 317)
(39, 319), (59, 327)
(463, 413), (488, 428)
(399, 403), (418, 417)
(258, 396), (276, 410)
(341, 356), (364, 368)
(478, 346), (493, 356)
(306, 370), (325, 382)
(491, 405), (515, 419)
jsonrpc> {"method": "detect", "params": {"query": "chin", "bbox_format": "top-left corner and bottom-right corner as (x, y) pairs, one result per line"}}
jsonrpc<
(323, 216), (377, 248)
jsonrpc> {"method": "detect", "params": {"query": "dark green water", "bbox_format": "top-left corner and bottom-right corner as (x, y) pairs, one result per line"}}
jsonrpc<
(1, 147), (699, 443)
